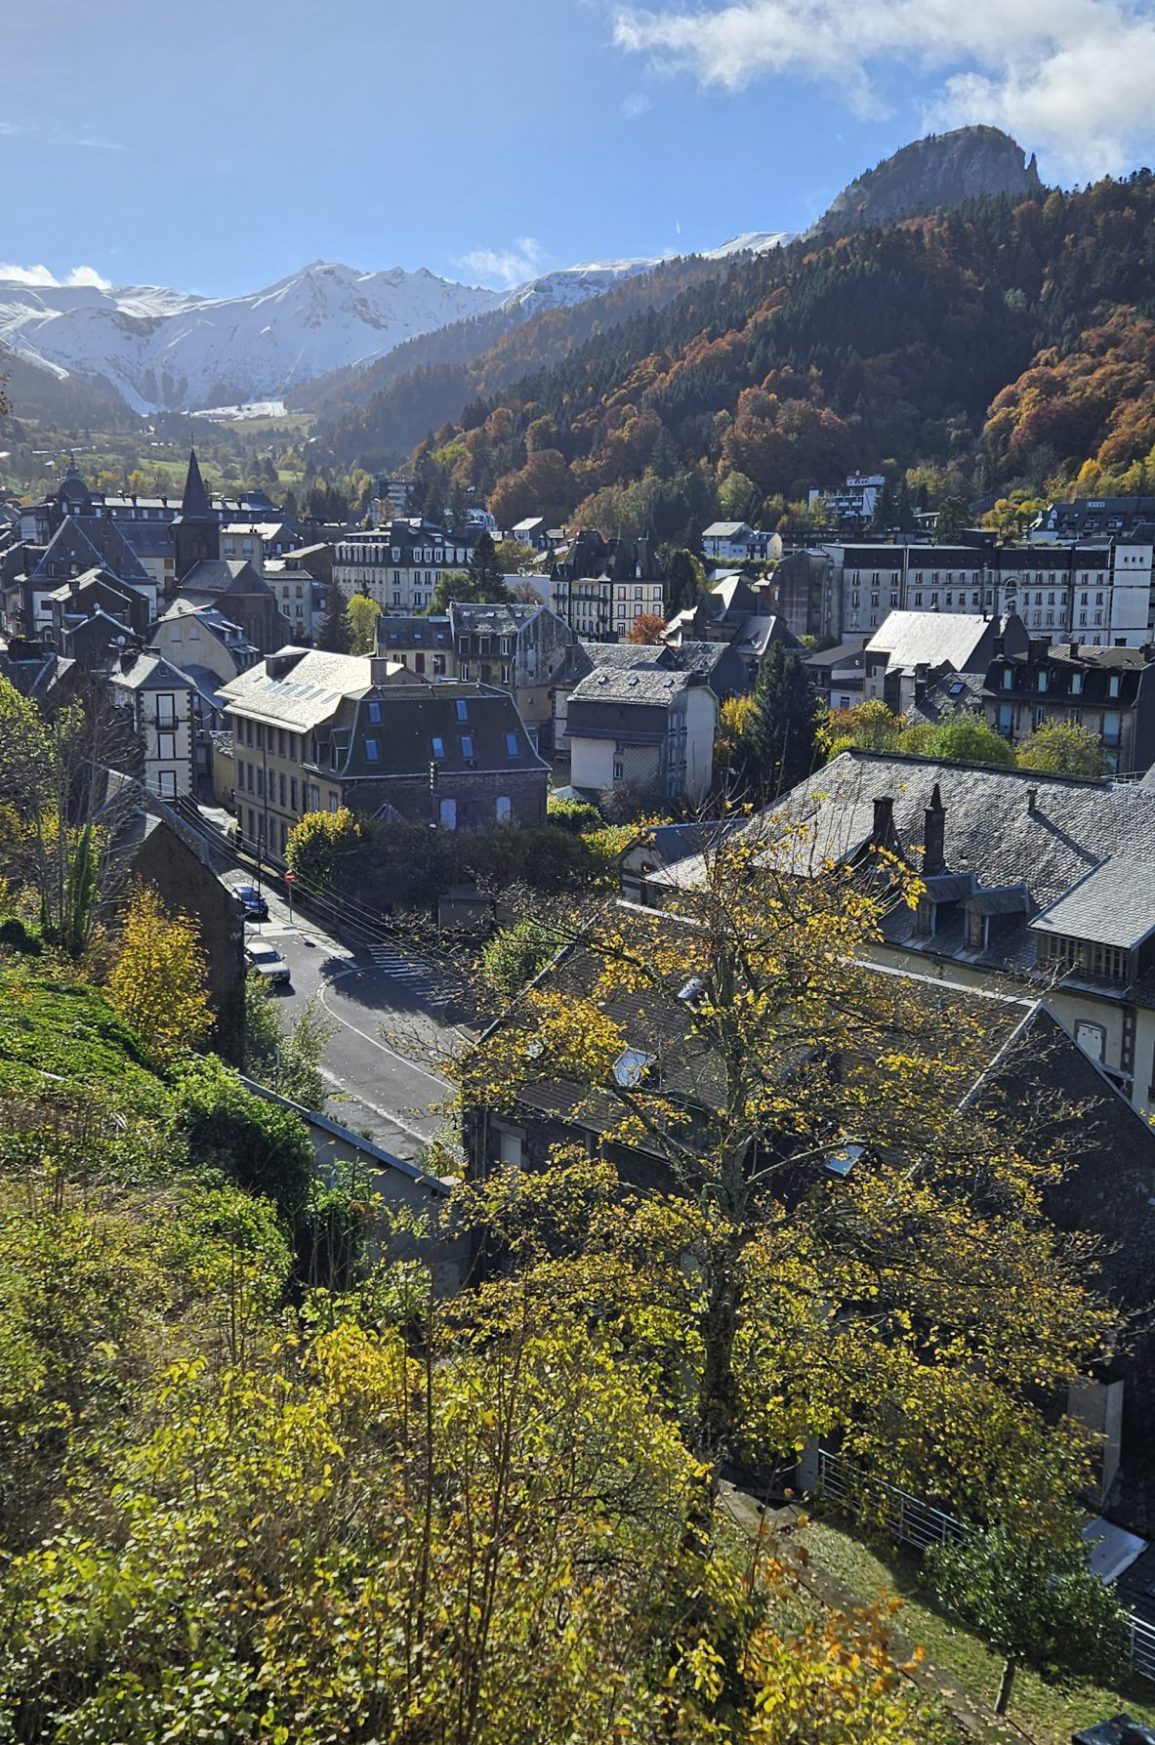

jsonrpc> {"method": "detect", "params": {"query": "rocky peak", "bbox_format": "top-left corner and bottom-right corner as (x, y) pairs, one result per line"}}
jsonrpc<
(811, 126), (1044, 239)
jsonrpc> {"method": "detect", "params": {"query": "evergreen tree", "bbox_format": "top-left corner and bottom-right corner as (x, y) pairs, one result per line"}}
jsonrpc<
(868, 480), (897, 534)
(895, 475), (917, 532)
(936, 494), (971, 542)
(666, 548), (702, 616)
(736, 640), (821, 803)
(467, 531), (510, 601)
(316, 582), (353, 653)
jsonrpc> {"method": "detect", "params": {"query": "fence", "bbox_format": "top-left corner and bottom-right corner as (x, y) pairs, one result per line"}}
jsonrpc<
(812, 1448), (1155, 1685)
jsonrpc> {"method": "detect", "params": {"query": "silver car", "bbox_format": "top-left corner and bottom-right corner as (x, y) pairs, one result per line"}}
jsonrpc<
(244, 938), (291, 986)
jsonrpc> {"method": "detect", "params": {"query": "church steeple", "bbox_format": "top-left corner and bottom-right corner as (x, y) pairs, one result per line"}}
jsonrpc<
(180, 448), (212, 521)
(172, 448), (219, 582)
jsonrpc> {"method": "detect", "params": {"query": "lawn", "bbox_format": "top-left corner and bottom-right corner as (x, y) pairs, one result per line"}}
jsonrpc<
(797, 1509), (1155, 1743)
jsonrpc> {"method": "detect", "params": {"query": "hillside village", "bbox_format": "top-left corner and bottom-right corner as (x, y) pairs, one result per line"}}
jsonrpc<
(8, 114), (1155, 1742)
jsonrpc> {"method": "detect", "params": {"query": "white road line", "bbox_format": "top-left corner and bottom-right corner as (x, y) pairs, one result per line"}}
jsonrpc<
(317, 979), (453, 1091)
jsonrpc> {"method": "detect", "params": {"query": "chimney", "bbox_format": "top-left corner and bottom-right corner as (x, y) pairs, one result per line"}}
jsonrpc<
(923, 782), (945, 876)
(871, 795), (895, 846)
(369, 655), (392, 688)
(1026, 786), (1038, 815)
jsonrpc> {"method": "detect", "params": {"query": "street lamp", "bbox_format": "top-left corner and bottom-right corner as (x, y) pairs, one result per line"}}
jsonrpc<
(285, 870), (295, 926)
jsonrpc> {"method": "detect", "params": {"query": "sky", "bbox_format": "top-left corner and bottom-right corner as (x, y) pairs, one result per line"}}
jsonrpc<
(3, 0), (1155, 299)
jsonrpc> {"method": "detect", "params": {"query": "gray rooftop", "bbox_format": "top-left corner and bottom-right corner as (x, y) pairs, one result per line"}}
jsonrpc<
(866, 610), (1004, 673)
(1031, 858), (1155, 951)
(570, 665), (698, 705)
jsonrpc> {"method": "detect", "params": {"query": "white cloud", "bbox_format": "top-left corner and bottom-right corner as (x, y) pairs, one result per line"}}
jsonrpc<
(610, 0), (1155, 178)
(459, 237), (548, 289)
(621, 89), (654, 117)
(0, 263), (112, 289)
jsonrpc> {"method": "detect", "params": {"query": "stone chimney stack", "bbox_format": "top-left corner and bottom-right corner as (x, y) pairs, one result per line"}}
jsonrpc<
(871, 795), (895, 847)
(923, 782), (946, 876)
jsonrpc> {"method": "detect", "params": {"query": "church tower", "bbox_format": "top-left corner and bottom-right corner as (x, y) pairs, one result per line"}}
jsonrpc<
(172, 449), (219, 582)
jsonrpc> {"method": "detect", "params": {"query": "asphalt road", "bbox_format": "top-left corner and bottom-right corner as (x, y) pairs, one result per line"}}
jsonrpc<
(224, 872), (473, 1163)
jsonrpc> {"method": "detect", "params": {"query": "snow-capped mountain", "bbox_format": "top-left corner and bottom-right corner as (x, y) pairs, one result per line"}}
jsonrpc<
(0, 263), (503, 415)
(0, 235), (794, 418)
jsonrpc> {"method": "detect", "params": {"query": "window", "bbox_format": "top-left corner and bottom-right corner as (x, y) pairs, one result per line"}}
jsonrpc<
(156, 693), (176, 727)
(170, 624), (182, 644)
(1002, 667), (1013, 689)
(290, 777), (298, 811)
(279, 773), (286, 807)
(364, 738), (379, 761)
(505, 732), (520, 757)
(439, 797), (457, 830)
(915, 896), (936, 937)
(1108, 673), (1121, 698)
(496, 795), (512, 823)
(613, 1048), (654, 1088)
(1037, 671), (1048, 692)
(613, 759), (625, 782)
(328, 793), (339, 813)
(157, 770), (176, 798)
(157, 732), (176, 760)
(460, 735), (474, 759)
(965, 908), (986, 950)
(367, 701), (381, 724)
(189, 622), (199, 640)
(455, 699), (469, 722)
(431, 736), (445, 759)
(1071, 672), (1083, 694)
(497, 1128), (523, 1167)
(1075, 1021), (1105, 1063)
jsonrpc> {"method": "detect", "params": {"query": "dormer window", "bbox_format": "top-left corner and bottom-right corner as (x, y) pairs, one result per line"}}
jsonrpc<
(1037, 671), (1048, 692)
(613, 1048), (655, 1088)
(915, 897), (936, 937)
(1070, 672), (1083, 695)
(1109, 673), (1121, 698)
(965, 909), (986, 951)
(1002, 668), (1013, 689)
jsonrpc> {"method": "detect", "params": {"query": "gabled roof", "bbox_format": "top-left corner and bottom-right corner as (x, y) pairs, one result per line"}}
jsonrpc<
(570, 665), (701, 706)
(29, 517), (150, 588)
(108, 650), (196, 693)
(179, 558), (269, 598)
(866, 610), (1009, 674)
(703, 521), (752, 539)
(219, 649), (395, 730)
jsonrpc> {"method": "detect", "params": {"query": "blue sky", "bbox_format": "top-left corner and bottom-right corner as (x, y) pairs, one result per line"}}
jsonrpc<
(3, 0), (1154, 298)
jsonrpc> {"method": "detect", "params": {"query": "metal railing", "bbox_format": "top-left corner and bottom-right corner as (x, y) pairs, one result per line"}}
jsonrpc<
(812, 1449), (1155, 1684)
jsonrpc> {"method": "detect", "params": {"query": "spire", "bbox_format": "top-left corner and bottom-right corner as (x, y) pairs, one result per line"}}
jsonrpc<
(179, 449), (212, 521)
(59, 452), (88, 503)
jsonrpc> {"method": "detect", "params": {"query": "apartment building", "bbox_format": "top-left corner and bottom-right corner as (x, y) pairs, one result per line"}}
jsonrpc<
(219, 648), (548, 858)
(332, 521), (475, 613)
(550, 531), (666, 641)
(831, 533), (1155, 648)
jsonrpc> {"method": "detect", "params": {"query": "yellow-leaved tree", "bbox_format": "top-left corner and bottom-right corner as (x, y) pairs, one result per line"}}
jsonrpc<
(107, 883), (213, 1063)
(456, 823), (1113, 1545)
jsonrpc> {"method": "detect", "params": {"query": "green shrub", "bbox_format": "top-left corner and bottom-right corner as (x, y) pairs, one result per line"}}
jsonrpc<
(547, 795), (604, 833)
(168, 1056), (314, 1222)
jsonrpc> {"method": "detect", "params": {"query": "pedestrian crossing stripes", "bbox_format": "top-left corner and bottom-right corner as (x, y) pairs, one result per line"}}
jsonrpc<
(368, 942), (460, 1003)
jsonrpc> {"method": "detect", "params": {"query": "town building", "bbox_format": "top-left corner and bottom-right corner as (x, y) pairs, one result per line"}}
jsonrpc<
(806, 474), (887, 532)
(701, 522), (783, 564)
(863, 611), (1026, 711)
(332, 521), (476, 614)
(149, 599), (261, 779)
(983, 641), (1155, 774)
(1032, 499), (1155, 542)
(830, 534), (1155, 648)
(375, 600), (575, 742)
(219, 649), (548, 856)
(550, 531), (666, 641)
(565, 661), (717, 803)
(657, 750), (1155, 1120)
(106, 649), (197, 799)
(804, 641), (867, 710)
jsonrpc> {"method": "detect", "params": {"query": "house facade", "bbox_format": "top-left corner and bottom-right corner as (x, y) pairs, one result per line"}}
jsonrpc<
(831, 534), (1155, 647)
(550, 531), (666, 641)
(220, 649), (548, 857)
(566, 665), (717, 802)
(106, 650), (197, 799)
(983, 641), (1155, 773)
(332, 521), (476, 614)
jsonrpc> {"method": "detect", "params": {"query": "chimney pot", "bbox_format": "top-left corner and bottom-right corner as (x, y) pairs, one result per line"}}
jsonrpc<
(1027, 786), (1038, 814)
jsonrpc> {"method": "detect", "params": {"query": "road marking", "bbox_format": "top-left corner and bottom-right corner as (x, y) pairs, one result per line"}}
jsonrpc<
(367, 941), (461, 1002)
(317, 979), (453, 1091)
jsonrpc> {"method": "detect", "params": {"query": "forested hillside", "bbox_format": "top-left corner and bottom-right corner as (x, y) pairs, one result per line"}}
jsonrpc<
(378, 175), (1155, 538)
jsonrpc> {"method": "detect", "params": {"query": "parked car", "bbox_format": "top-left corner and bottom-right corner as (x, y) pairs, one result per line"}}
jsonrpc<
(244, 939), (290, 986)
(235, 883), (268, 922)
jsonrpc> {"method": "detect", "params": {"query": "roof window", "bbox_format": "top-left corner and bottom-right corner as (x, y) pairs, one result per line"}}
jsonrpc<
(505, 732), (520, 756)
(613, 1048), (655, 1088)
(455, 699), (469, 721)
(364, 738), (379, 761)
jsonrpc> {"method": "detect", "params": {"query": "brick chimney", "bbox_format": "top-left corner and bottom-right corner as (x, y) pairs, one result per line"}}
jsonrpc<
(923, 783), (945, 875)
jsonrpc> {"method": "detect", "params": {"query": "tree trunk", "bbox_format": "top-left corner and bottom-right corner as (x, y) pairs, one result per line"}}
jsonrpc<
(995, 1658), (1015, 1716)
(693, 1258), (741, 1472)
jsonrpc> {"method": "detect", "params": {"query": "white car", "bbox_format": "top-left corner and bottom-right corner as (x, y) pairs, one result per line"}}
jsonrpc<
(245, 939), (291, 986)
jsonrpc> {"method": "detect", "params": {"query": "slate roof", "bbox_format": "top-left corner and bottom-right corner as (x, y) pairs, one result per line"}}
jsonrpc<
(703, 521), (751, 539)
(377, 615), (454, 651)
(656, 750), (1155, 990)
(866, 610), (1002, 673)
(334, 685), (547, 782)
(109, 651), (196, 693)
(219, 649), (393, 730)
(180, 558), (267, 597)
(1031, 859), (1155, 951)
(448, 600), (542, 636)
(570, 665), (698, 706)
(30, 517), (150, 588)
(177, 450), (212, 522)
(805, 641), (868, 671)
